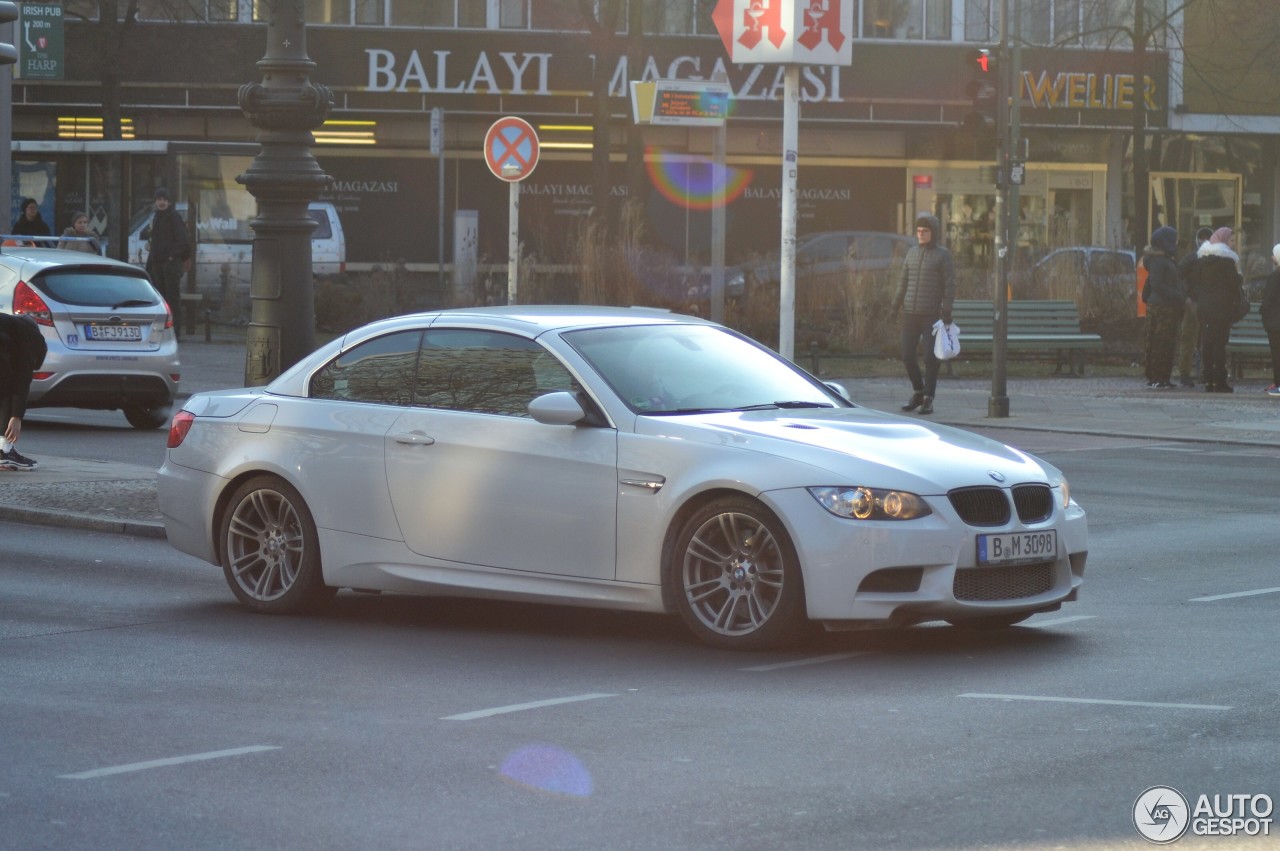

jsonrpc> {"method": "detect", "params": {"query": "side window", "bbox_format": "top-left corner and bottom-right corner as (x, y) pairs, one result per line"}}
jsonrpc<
(415, 329), (574, 417)
(309, 330), (422, 405)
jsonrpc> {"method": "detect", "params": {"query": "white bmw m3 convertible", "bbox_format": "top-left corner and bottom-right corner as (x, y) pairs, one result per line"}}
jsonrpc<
(159, 306), (1088, 649)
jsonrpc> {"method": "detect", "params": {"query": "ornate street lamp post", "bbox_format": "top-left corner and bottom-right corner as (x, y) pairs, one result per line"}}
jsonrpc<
(236, 1), (333, 385)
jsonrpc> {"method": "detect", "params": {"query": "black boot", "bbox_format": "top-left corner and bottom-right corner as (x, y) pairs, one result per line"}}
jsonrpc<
(918, 396), (934, 415)
(900, 391), (925, 412)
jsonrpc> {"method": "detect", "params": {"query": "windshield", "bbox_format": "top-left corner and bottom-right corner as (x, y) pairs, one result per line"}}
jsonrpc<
(564, 323), (846, 414)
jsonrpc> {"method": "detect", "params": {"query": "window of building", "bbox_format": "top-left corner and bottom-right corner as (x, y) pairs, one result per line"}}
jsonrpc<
(458, 0), (487, 27)
(63, 0), (99, 21)
(864, 0), (949, 40)
(206, 0), (238, 22)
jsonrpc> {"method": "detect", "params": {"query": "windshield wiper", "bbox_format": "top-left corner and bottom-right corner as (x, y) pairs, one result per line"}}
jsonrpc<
(110, 299), (155, 309)
(734, 401), (836, 411)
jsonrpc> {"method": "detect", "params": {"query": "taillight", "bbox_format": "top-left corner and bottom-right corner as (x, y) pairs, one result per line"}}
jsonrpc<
(163, 299), (174, 330)
(167, 410), (196, 448)
(13, 281), (53, 326)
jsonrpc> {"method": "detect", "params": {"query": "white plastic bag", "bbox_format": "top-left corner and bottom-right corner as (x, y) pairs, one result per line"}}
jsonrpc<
(932, 319), (961, 360)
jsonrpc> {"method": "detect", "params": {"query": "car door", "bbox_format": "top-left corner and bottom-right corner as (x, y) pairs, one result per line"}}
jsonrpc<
(384, 328), (619, 579)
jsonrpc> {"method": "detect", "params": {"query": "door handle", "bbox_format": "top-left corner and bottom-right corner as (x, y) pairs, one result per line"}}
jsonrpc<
(393, 431), (435, 446)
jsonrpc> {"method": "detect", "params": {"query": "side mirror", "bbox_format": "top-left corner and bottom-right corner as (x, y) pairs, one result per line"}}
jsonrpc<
(824, 381), (853, 404)
(528, 391), (587, 425)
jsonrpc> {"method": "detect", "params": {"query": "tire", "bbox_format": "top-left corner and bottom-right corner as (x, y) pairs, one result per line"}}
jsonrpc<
(946, 612), (1034, 630)
(669, 496), (807, 650)
(124, 403), (171, 430)
(219, 475), (336, 614)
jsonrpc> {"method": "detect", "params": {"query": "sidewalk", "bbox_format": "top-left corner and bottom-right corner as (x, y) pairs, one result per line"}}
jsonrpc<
(1, 336), (1277, 539)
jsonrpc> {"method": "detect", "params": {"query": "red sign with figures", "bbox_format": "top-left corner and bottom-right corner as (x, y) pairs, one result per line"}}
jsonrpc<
(712, 0), (853, 65)
(484, 116), (540, 182)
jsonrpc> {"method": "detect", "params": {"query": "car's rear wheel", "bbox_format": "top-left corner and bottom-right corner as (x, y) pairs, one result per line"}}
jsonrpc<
(124, 403), (170, 430)
(670, 496), (807, 650)
(219, 475), (336, 614)
(946, 612), (1034, 629)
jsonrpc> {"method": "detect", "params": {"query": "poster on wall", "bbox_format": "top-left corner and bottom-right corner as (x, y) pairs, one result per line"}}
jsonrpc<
(10, 162), (57, 236)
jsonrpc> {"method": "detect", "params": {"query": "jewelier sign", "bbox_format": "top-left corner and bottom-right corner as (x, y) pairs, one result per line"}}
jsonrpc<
(16, 3), (63, 81)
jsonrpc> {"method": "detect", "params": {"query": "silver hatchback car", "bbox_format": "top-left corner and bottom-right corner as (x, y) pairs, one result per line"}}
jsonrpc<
(0, 245), (179, 429)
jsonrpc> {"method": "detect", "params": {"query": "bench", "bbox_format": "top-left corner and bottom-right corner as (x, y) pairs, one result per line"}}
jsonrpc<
(1227, 304), (1269, 378)
(949, 299), (1104, 376)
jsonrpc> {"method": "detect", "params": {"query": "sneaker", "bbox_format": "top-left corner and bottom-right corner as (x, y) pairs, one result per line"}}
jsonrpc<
(900, 391), (925, 412)
(917, 396), (934, 415)
(1154, 382), (1176, 390)
(0, 448), (37, 470)
(1266, 385), (1280, 397)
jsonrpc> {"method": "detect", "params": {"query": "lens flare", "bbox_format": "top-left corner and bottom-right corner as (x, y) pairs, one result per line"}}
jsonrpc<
(499, 744), (593, 798)
(645, 147), (753, 211)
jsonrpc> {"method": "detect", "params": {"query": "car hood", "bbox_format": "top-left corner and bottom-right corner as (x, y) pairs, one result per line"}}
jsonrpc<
(635, 406), (1055, 493)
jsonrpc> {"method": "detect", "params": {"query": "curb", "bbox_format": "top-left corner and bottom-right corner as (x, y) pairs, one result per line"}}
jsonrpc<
(0, 504), (167, 538)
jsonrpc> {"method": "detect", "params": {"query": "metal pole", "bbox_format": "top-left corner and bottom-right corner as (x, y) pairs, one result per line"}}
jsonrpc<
(434, 108), (446, 302)
(710, 121), (726, 323)
(236, 1), (332, 385)
(779, 65), (800, 361)
(507, 180), (519, 304)
(0, 19), (11, 226)
(988, 0), (1011, 418)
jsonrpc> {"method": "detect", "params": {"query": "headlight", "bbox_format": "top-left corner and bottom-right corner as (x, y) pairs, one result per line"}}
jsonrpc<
(1046, 472), (1071, 509)
(808, 486), (932, 520)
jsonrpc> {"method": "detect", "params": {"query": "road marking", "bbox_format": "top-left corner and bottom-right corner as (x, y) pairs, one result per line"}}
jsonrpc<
(1027, 615), (1096, 628)
(740, 651), (873, 672)
(58, 745), (281, 780)
(960, 693), (1231, 711)
(1190, 587), (1280, 602)
(441, 693), (617, 721)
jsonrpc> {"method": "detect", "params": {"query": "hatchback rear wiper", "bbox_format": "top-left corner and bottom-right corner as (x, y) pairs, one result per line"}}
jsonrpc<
(110, 299), (156, 309)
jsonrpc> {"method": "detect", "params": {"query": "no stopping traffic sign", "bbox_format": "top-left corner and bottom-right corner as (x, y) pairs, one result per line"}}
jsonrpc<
(484, 116), (539, 182)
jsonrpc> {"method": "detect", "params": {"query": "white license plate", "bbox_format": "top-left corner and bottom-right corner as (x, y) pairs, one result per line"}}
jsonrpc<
(976, 530), (1058, 565)
(85, 324), (143, 341)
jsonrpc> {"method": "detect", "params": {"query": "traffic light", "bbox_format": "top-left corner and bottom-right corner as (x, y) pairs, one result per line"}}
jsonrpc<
(0, 1), (17, 66)
(961, 47), (997, 135)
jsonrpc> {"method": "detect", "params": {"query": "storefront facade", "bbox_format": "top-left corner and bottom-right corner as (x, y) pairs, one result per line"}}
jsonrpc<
(11, 3), (1275, 292)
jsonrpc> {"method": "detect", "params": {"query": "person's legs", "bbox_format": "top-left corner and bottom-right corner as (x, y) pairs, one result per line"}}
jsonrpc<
(1201, 319), (1230, 390)
(0, 395), (23, 470)
(899, 315), (926, 410)
(1266, 325), (1280, 389)
(154, 259), (183, 337)
(1150, 304), (1182, 386)
(1142, 312), (1158, 384)
(1177, 303), (1199, 385)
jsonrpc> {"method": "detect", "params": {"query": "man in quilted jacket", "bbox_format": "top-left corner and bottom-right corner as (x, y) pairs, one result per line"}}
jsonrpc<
(891, 213), (955, 415)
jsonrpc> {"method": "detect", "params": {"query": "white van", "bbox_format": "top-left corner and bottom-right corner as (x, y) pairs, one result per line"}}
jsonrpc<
(128, 201), (345, 295)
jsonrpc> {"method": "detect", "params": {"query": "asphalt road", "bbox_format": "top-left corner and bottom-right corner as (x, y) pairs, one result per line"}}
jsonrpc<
(2, 434), (1278, 850)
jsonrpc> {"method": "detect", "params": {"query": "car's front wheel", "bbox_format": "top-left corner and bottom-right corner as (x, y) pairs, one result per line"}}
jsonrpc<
(219, 475), (336, 614)
(669, 496), (807, 650)
(124, 403), (170, 430)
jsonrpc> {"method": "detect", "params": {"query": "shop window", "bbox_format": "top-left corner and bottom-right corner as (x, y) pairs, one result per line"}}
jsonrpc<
(531, 0), (588, 30)
(390, 1), (448, 26)
(499, 0), (528, 28)
(355, 0), (386, 25)
(63, 0), (99, 20)
(864, 0), (948, 40)
(206, 0), (238, 22)
(458, 0), (486, 27)
(646, 2), (693, 34)
(136, 0), (203, 21)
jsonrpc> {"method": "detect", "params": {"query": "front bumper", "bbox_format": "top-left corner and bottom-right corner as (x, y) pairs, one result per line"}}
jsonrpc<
(764, 487), (1089, 624)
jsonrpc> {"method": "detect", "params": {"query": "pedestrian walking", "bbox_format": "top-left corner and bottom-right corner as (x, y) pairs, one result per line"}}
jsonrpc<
(10, 198), (51, 242)
(142, 188), (191, 338)
(1261, 242), (1280, 397)
(1195, 227), (1243, 393)
(1141, 226), (1183, 389)
(1176, 226), (1212, 386)
(891, 213), (955, 416)
(0, 313), (49, 471)
(57, 211), (102, 254)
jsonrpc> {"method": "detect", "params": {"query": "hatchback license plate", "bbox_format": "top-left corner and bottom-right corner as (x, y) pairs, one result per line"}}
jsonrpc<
(85, 324), (143, 341)
(977, 531), (1057, 565)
